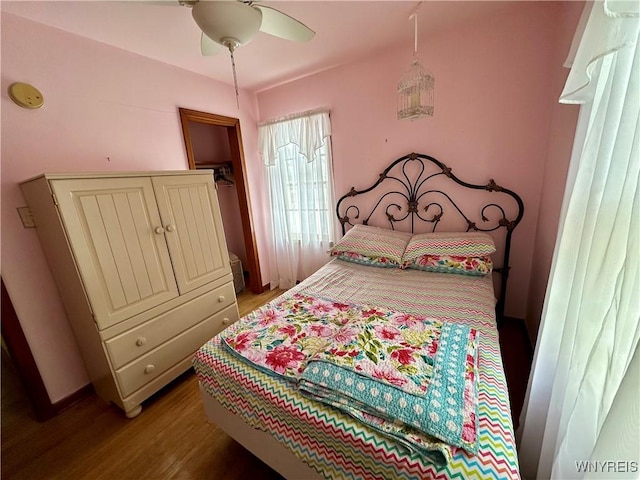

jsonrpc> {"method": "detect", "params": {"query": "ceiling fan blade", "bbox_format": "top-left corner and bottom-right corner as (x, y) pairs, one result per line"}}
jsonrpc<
(254, 5), (315, 42)
(201, 32), (222, 56)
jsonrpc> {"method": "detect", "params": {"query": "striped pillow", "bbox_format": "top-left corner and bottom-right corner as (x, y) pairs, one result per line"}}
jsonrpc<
(330, 224), (412, 267)
(402, 232), (496, 271)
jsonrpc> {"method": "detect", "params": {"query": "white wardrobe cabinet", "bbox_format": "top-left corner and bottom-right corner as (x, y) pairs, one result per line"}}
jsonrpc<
(20, 171), (239, 418)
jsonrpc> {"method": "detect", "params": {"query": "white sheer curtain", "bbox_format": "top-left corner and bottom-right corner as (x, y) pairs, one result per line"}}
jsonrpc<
(518, 2), (639, 479)
(259, 110), (336, 289)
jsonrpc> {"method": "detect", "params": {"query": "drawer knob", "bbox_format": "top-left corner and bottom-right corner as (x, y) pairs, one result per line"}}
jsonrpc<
(166, 224), (176, 232)
(144, 364), (155, 374)
(135, 337), (147, 347)
(154, 226), (165, 234)
(222, 317), (230, 325)
(217, 295), (226, 303)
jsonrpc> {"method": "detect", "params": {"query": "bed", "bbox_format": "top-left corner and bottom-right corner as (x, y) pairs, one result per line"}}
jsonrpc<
(193, 152), (524, 479)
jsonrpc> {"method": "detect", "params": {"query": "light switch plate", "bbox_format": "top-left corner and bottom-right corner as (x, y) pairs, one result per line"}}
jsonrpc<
(17, 206), (36, 228)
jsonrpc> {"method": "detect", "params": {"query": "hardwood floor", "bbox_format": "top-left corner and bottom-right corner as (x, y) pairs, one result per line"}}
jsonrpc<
(235, 288), (284, 318)
(1, 288), (285, 480)
(2, 287), (533, 479)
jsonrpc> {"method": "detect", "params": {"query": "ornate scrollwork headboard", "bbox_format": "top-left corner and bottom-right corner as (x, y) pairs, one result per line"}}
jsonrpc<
(335, 152), (524, 323)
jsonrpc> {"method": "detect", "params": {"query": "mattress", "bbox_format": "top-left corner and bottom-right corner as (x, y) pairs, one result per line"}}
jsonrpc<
(194, 259), (520, 479)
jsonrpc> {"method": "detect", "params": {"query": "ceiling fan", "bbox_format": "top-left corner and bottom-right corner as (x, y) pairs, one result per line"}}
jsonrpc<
(179, 0), (315, 105)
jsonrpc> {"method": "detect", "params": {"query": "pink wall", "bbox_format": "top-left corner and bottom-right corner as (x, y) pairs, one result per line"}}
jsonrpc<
(0, 13), (269, 402)
(525, 3), (583, 342)
(189, 121), (232, 165)
(257, 2), (582, 322)
(1, 2), (584, 405)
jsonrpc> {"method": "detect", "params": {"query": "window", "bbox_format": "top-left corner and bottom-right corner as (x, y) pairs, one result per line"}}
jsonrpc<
(277, 142), (333, 242)
(259, 110), (336, 288)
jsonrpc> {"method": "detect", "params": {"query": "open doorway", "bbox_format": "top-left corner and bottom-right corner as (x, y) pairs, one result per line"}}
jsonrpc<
(178, 108), (262, 294)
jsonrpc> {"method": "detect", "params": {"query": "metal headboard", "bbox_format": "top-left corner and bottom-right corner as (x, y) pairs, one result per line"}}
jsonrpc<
(335, 152), (524, 324)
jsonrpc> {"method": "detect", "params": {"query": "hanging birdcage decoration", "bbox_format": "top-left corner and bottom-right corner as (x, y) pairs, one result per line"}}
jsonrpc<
(397, 59), (434, 120)
(397, 6), (434, 121)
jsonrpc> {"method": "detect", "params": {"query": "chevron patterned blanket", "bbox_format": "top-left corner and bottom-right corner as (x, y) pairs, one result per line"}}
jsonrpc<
(194, 259), (521, 479)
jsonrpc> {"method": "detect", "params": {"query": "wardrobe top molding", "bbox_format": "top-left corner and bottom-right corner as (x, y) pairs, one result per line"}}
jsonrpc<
(22, 170), (214, 183)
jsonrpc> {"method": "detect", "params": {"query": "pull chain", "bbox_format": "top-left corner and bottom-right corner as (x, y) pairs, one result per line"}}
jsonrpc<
(223, 39), (241, 109)
(229, 48), (240, 109)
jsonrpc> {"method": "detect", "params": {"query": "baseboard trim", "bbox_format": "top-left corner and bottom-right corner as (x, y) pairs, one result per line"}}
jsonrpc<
(2, 277), (95, 421)
(51, 384), (94, 417)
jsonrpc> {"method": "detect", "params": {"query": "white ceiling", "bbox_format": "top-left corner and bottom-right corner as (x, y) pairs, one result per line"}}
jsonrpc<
(1, 1), (514, 92)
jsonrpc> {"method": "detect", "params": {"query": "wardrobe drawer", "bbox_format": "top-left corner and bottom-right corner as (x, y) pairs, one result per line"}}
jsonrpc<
(115, 316), (218, 398)
(105, 282), (236, 369)
(207, 303), (240, 338)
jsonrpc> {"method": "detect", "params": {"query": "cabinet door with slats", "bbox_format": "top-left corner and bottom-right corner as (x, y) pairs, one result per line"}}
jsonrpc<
(51, 178), (179, 329)
(152, 174), (230, 294)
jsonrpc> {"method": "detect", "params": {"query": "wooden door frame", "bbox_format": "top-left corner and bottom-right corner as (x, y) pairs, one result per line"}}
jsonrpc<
(178, 108), (263, 294)
(1, 279), (91, 420)
(1, 278), (53, 420)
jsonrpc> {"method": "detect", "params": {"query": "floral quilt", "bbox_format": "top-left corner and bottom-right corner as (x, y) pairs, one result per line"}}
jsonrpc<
(221, 293), (479, 464)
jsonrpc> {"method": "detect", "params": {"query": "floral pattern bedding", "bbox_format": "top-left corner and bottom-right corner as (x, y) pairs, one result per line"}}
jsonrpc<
(221, 293), (479, 464)
(405, 254), (493, 276)
(331, 250), (398, 268)
(194, 259), (521, 480)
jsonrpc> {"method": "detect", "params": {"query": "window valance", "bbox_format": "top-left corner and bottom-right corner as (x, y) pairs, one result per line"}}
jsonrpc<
(258, 110), (331, 166)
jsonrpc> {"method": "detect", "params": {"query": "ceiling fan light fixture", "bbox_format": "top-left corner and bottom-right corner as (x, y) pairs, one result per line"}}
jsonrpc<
(186, 0), (316, 111)
(192, 1), (262, 46)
